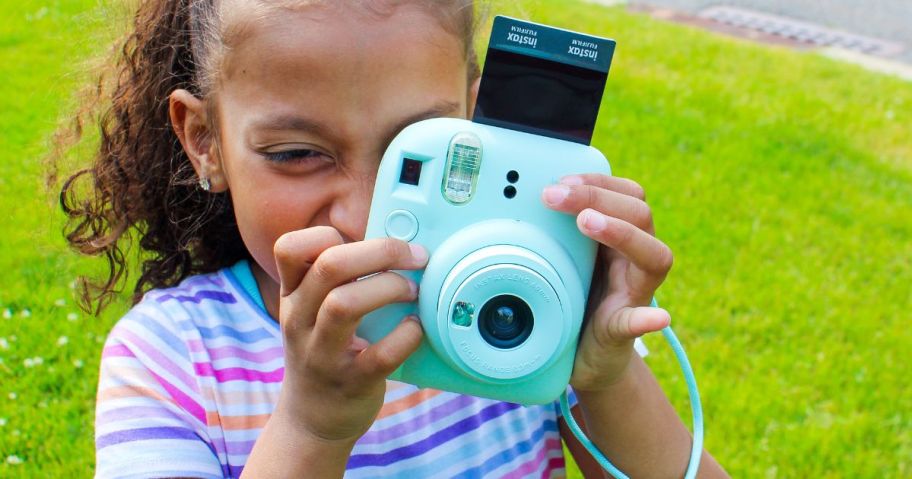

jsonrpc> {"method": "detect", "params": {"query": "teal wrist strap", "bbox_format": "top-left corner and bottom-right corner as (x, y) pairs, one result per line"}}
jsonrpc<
(559, 298), (704, 478)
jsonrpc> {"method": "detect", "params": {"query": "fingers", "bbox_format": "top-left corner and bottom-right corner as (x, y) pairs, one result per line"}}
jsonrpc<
(542, 175), (654, 234)
(356, 316), (424, 378)
(274, 226), (345, 297)
(310, 272), (418, 354)
(559, 174), (646, 200)
(306, 237), (427, 293)
(578, 209), (673, 297)
(281, 236), (428, 332)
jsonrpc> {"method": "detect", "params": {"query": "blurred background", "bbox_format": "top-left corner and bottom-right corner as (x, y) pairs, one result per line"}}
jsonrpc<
(627, 0), (912, 62)
(1, 0), (910, 477)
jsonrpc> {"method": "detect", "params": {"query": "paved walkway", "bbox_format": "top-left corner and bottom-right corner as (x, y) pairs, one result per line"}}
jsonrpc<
(629, 0), (912, 64)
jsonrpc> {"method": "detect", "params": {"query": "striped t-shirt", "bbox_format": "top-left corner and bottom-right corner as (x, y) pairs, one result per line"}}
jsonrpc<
(95, 261), (574, 478)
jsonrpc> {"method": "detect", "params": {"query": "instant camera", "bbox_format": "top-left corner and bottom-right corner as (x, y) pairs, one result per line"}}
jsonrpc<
(357, 16), (616, 404)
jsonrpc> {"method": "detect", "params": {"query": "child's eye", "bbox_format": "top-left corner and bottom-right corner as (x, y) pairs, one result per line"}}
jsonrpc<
(263, 149), (330, 164)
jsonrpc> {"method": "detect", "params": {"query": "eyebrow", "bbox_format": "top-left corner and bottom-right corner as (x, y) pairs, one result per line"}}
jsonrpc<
(389, 101), (463, 137)
(251, 114), (329, 136)
(251, 100), (463, 144)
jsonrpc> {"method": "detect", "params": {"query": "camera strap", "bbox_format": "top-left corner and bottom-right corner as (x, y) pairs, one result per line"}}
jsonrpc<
(559, 298), (704, 479)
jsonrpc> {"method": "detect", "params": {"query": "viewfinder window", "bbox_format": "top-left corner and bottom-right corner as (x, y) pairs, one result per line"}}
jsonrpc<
(399, 158), (422, 185)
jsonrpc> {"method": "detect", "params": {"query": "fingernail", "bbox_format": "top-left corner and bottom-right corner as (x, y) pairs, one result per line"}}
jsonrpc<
(409, 243), (428, 263)
(583, 210), (608, 232)
(407, 279), (418, 297)
(559, 175), (583, 185)
(543, 185), (570, 206)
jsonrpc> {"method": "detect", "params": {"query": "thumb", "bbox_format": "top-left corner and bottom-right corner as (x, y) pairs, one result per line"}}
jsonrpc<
(604, 306), (670, 342)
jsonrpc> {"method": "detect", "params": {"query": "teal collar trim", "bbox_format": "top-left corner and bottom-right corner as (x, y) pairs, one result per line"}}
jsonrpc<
(226, 259), (267, 312)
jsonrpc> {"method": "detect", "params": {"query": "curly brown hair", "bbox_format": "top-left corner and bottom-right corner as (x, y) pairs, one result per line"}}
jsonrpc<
(52, 0), (481, 315)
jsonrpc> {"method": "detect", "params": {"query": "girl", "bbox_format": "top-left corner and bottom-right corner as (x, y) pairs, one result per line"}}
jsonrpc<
(57, 0), (727, 477)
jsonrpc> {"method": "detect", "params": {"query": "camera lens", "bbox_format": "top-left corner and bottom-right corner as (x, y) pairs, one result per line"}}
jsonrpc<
(479, 295), (533, 349)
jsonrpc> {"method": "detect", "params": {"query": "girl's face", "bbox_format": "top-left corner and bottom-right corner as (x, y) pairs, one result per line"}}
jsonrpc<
(211, 5), (472, 308)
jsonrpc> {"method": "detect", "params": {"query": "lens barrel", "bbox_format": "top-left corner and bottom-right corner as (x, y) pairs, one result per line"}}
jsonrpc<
(479, 295), (534, 349)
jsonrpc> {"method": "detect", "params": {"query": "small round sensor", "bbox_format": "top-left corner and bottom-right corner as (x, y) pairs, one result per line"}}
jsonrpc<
(506, 170), (519, 183)
(503, 185), (517, 199)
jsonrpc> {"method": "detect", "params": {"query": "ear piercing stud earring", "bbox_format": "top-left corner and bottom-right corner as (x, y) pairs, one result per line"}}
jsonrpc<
(199, 177), (211, 191)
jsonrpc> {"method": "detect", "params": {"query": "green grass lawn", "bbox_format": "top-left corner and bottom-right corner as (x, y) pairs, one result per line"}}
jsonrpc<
(1, 0), (910, 477)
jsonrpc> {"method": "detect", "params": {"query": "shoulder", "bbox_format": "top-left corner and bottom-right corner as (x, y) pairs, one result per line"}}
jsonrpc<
(109, 267), (273, 351)
(95, 267), (280, 478)
(131, 269), (240, 328)
(100, 266), (279, 397)
(100, 269), (245, 393)
(95, 271), (244, 478)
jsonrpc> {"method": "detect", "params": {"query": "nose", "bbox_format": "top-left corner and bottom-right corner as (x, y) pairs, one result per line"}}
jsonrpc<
(328, 166), (377, 242)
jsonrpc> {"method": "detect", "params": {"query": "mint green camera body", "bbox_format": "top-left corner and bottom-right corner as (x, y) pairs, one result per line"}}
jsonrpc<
(359, 118), (611, 405)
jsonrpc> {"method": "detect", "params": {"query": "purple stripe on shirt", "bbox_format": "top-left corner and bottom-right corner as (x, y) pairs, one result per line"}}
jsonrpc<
(199, 436), (257, 461)
(358, 393), (476, 445)
(96, 426), (200, 449)
(117, 328), (201, 395)
(229, 464), (245, 478)
(347, 401), (521, 469)
(193, 363), (285, 383)
(452, 418), (555, 478)
(182, 274), (226, 289)
(157, 290), (237, 304)
(186, 322), (275, 344)
(225, 438), (257, 456)
(204, 344), (284, 363)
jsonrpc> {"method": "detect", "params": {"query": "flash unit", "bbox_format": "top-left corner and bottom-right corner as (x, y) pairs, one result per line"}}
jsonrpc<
(442, 132), (482, 204)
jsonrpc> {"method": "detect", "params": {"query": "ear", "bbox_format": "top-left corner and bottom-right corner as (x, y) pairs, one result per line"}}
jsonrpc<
(466, 76), (481, 118)
(169, 89), (228, 193)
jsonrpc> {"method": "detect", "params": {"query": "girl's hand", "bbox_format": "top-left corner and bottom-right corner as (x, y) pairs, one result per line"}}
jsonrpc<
(270, 227), (428, 444)
(542, 174), (673, 391)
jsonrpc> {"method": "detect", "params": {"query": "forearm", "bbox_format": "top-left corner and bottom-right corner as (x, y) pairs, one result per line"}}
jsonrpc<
(574, 354), (728, 478)
(240, 410), (355, 478)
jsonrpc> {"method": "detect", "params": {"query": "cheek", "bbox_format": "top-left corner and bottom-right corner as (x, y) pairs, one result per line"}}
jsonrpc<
(235, 192), (285, 280)
(226, 164), (328, 282)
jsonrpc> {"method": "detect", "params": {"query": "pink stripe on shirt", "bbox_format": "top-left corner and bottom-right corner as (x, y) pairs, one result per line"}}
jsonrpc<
(502, 438), (563, 479)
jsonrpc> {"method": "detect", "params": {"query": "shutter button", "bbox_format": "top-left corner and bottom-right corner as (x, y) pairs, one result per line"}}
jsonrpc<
(384, 210), (419, 242)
